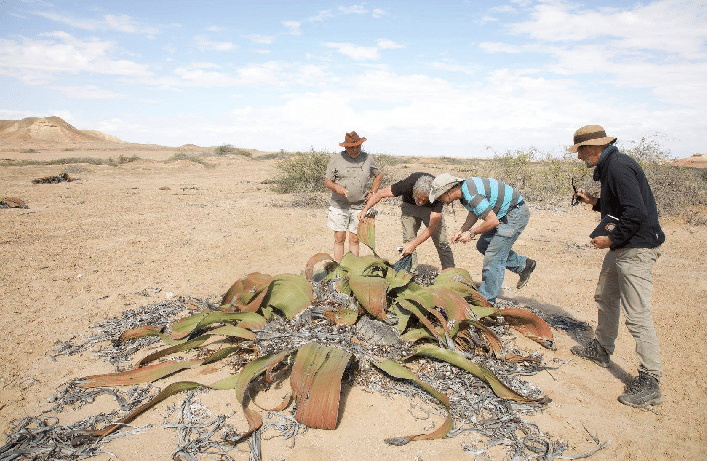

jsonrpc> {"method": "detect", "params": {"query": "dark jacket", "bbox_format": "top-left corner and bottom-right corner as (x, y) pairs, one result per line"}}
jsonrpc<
(593, 145), (665, 250)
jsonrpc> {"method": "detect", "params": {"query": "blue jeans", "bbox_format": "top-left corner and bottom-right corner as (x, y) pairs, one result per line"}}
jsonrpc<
(476, 203), (530, 303)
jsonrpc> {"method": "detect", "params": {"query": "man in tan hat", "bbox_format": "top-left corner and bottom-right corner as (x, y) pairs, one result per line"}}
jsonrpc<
(568, 124), (665, 408)
(324, 131), (383, 262)
(428, 173), (536, 304)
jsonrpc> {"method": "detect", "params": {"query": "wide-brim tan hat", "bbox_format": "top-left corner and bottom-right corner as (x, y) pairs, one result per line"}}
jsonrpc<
(568, 125), (617, 152)
(339, 131), (367, 147)
(429, 173), (463, 203)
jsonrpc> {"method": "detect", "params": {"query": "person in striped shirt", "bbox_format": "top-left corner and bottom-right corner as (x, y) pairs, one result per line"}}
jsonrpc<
(429, 173), (536, 304)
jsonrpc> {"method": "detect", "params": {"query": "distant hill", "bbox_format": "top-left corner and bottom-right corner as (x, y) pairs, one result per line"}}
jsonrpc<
(0, 116), (124, 144)
(674, 153), (707, 169)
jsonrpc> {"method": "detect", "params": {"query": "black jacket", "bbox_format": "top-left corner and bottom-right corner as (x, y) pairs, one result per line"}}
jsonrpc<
(592, 145), (665, 250)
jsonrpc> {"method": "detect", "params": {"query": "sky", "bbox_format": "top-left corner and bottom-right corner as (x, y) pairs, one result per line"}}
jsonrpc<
(0, 0), (706, 158)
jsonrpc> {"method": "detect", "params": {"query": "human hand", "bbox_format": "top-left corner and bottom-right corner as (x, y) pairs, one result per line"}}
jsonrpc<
(590, 236), (612, 249)
(451, 230), (474, 244)
(575, 188), (595, 205)
(357, 209), (366, 221)
(401, 242), (416, 255)
(337, 186), (348, 197)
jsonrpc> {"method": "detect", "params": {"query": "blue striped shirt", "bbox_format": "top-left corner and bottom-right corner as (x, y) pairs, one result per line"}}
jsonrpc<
(460, 177), (523, 219)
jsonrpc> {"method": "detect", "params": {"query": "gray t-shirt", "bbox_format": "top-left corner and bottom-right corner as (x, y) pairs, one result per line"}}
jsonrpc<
(325, 151), (380, 208)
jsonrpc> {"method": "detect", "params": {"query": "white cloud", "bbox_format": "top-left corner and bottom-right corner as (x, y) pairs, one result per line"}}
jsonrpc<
(509, 0), (705, 59)
(243, 34), (275, 45)
(54, 85), (124, 99)
(31, 10), (161, 37)
(282, 21), (301, 35)
(430, 62), (476, 75)
(32, 11), (100, 30)
(338, 4), (368, 15)
(372, 8), (387, 18)
(194, 35), (237, 51)
(308, 9), (333, 22)
(376, 39), (404, 50)
(478, 42), (522, 53)
(0, 32), (152, 84)
(489, 5), (516, 14)
(104, 14), (160, 37)
(323, 42), (380, 60)
(206, 25), (223, 32)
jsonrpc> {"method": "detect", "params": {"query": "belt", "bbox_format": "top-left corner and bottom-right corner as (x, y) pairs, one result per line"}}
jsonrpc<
(500, 201), (525, 223)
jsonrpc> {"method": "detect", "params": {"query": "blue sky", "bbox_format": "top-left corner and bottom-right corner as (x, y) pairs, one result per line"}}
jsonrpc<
(1, 0), (705, 158)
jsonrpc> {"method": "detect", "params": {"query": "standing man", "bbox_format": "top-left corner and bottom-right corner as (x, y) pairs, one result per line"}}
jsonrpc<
(324, 131), (383, 262)
(357, 172), (455, 270)
(569, 124), (665, 408)
(429, 173), (536, 304)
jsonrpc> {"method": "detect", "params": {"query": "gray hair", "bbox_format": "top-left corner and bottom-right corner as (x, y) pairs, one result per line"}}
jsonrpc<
(412, 174), (435, 200)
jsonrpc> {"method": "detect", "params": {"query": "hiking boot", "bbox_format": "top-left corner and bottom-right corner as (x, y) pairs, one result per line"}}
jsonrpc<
(516, 259), (536, 289)
(618, 372), (662, 408)
(571, 339), (610, 368)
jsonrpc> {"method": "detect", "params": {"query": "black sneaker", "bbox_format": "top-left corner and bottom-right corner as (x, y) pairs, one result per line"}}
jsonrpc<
(618, 372), (662, 408)
(516, 259), (536, 289)
(571, 339), (610, 368)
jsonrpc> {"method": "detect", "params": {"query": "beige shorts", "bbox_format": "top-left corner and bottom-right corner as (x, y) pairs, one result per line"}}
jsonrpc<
(327, 206), (359, 233)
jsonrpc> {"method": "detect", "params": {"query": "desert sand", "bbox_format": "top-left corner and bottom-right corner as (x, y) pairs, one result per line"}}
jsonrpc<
(0, 133), (706, 460)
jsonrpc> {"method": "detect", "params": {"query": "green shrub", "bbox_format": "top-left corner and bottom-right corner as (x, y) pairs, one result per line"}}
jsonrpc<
(166, 151), (215, 168)
(213, 144), (251, 157)
(441, 142), (705, 224)
(271, 149), (331, 193)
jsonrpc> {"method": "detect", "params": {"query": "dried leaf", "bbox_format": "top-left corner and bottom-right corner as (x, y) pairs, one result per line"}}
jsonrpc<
(291, 343), (352, 430)
(495, 307), (556, 350)
(220, 272), (273, 307)
(322, 306), (359, 325)
(80, 360), (202, 387)
(305, 253), (335, 281)
(357, 215), (376, 252)
(119, 325), (163, 342)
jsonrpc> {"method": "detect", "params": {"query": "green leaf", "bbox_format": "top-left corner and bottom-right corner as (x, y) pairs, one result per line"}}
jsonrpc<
(264, 274), (314, 319)
(434, 268), (493, 307)
(136, 335), (210, 367)
(373, 359), (453, 444)
(92, 381), (204, 439)
(414, 346), (547, 403)
(348, 274), (388, 320)
(339, 253), (388, 277)
(395, 298), (444, 343)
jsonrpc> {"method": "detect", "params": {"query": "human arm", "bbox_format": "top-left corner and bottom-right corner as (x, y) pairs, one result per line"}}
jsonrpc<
(401, 210), (442, 255)
(324, 177), (348, 197)
(358, 185), (393, 220)
(451, 210), (500, 243)
(370, 173), (383, 197)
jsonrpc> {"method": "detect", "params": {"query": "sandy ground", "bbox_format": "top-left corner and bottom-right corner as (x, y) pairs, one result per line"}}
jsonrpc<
(0, 145), (705, 460)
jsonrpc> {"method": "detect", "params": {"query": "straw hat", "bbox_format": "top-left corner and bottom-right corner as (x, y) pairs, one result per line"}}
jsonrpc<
(429, 173), (463, 203)
(339, 131), (367, 147)
(568, 125), (617, 152)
